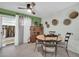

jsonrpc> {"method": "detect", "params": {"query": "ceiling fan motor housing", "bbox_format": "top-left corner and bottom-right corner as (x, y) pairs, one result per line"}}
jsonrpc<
(27, 3), (36, 15)
(27, 4), (31, 8)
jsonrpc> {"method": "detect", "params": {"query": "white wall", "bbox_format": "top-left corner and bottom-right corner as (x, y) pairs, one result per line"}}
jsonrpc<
(42, 4), (79, 54)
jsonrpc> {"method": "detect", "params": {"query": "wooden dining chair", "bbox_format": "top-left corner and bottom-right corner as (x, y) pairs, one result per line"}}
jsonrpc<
(41, 35), (58, 57)
(34, 35), (44, 52)
(34, 39), (43, 52)
(57, 32), (73, 56)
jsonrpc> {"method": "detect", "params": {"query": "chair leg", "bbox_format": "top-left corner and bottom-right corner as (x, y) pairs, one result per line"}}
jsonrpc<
(55, 42), (58, 57)
(65, 48), (69, 57)
(41, 45), (44, 56)
(55, 46), (57, 56)
(41, 46), (46, 57)
(34, 43), (37, 52)
(41, 43), (45, 56)
(44, 46), (46, 57)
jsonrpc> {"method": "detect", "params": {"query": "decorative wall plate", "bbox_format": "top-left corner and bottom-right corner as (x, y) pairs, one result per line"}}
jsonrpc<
(69, 11), (78, 19)
(64, 19), (71, 25)
(52, 19), (58, 26)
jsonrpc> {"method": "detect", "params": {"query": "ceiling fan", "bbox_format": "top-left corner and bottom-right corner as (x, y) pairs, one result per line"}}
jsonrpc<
(18, 2), (36, 15)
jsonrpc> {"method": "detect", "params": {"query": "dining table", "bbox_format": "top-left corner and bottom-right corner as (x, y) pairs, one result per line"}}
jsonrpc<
(36, 34), (63, 42)
(36, 34), (63, 56)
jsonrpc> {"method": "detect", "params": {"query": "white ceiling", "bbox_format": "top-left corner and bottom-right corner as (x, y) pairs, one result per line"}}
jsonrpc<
(0, 2), (78, 19)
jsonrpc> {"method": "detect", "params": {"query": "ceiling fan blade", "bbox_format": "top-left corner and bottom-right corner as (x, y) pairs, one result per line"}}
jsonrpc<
(18, 7), (26, 9)
(31, 2), (36, 7)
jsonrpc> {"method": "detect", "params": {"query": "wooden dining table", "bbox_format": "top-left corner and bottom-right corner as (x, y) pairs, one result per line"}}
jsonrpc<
(36, 34), (63, 56)
(36, 34), (63, 42)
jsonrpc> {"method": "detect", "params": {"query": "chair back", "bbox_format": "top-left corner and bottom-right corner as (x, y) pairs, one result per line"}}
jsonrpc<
(65, 32), (73, 48)
(49, 31), (56, 35)
(65, 32), (72, 42)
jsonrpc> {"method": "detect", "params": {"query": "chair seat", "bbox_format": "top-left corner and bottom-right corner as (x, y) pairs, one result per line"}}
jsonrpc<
(43, 46), (55, 52)
(42, 42), (56, 52)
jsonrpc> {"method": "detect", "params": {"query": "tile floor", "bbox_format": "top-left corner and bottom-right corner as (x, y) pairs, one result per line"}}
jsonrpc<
(0, 43), (79, 57)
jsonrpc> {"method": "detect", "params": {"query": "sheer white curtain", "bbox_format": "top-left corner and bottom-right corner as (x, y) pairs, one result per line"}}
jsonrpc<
(23, 16), (31, 43)
(15, 15), (24, 46)
(15, 15), (32, 45)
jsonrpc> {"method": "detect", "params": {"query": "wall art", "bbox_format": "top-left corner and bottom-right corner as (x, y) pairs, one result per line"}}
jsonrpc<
(63, 19), (71, 25)
(52, 19), (58, 26)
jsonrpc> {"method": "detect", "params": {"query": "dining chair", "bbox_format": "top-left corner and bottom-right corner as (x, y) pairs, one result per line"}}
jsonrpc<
(57, 32), (73, 56)
(34, 35), (44, 52)
(34, 39), (43, 52)
(41, 35), (58, 57)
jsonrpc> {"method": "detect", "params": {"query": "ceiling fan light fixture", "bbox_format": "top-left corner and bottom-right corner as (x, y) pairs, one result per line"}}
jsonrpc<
(27, 8), (32, 13)
(18, 2), (36, 15)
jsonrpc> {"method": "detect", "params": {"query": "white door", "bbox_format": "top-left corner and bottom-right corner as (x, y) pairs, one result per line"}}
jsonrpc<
(24, 17), (31, 43)
(0, 16), (2, 48)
